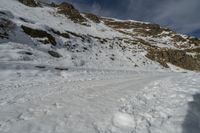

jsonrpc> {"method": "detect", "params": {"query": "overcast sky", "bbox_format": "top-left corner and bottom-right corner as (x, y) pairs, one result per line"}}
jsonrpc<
(42, 0), (200, 37)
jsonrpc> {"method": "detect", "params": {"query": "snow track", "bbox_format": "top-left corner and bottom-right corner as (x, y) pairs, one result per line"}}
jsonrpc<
(1, 70), (199, 133)
(0, 70), (167, 132)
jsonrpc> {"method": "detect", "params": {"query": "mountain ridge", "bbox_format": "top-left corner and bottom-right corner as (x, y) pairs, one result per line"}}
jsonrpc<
(1, 0), (200, 71)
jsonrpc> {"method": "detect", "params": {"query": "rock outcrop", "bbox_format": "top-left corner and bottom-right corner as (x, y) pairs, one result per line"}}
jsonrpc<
(146, 48), (200, 71)
(84, 13), (100, 23)
(56, 2), (87, 23)
(21, 25), (56, 45)
(0, 11), (15, 39)
(18, 0), (39, 7)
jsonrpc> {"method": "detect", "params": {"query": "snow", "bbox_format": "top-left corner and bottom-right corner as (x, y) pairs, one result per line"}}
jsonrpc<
(112, 112), (135, 128)
(103, 17), (151, 24)
(186, 52), (197, 57)
(1, 70), (199, 133)
(113, 73), (200, 133)
(167, 63), (189, 72)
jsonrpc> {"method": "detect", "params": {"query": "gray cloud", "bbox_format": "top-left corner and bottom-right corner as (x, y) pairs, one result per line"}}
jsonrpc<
(40, 0), (200, 36)
(153, 0), (200, 33)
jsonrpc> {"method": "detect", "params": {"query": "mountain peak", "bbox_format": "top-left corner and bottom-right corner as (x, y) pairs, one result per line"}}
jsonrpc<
(55, 2), (87, 23)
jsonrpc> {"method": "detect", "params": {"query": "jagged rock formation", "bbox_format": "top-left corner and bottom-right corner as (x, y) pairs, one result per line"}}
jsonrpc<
(146, 48), (200, 70)
(84, 13), (100, 23)
(21, 25), (56, 45)
(0, 11), (15, 39)
(0, 18), (15, 39)
(55, 2), (87, 23)
(102, 18), (171, 37)
(18, 0), (39, 7)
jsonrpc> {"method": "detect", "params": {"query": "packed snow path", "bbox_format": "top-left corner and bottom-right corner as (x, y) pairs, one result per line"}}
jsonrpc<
(0, 70), (200, 133)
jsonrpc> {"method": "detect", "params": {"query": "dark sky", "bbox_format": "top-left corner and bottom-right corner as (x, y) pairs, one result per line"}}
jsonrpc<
(42, 0), (200, 37)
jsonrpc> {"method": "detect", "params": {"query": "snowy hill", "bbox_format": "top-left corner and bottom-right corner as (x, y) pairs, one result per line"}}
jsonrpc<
(1, 0), (200, 71)
(0, 0), (200, 133)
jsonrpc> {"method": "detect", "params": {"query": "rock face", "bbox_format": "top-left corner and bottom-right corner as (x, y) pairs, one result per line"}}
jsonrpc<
(84, 13), (100, 23)
(0, 12), (15, 39)
(146, 48), (200, 71)
(21, 25), (56, 45)
(18, 0), (39, 7)
(103, 18), (171, 37)
(0, 19), (13, 39)
(56, 2), (86, 23)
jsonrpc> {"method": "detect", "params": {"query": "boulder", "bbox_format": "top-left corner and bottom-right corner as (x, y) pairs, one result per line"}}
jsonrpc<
(48, 51), (62, 58)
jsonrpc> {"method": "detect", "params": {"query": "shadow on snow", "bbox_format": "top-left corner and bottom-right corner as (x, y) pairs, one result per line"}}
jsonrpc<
(182, 93), (200, 133)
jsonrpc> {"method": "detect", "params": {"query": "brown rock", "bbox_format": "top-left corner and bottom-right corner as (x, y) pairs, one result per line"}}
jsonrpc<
(84, 13), (100, 23)
(18, 0), (39, 7)
(56, 2), (87, 23)
(146, 48), (200, 71)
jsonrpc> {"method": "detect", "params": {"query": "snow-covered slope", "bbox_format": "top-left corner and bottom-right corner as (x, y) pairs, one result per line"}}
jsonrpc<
(0, 0), (200, 133)
(1, 0), (199, 71)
